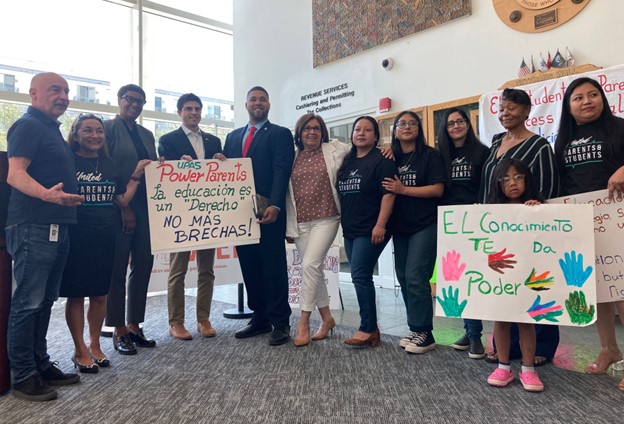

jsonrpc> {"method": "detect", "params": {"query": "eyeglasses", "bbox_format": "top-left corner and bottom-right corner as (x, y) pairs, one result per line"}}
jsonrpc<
(302, 126), (322, 133)
(447, 118), (467, 128)
(121, 94), (147, 106)
(395, 120), (419, 128)
(499, 174), (525, 184)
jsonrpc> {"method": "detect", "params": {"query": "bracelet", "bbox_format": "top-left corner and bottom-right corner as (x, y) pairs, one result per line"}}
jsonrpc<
(130, 175), (141, 182)
(375, 224), (385, 229)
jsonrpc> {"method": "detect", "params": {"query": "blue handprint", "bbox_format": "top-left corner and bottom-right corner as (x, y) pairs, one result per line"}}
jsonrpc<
(558, 250), (593, 287)
(436, 286), (468, 318)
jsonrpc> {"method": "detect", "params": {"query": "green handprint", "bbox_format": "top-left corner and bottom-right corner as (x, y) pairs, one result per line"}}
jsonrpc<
(565, 290), (595, 325)
(436, 286), (468, 318)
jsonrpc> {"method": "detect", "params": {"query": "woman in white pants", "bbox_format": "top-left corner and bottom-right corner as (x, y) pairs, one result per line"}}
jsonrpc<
(286, 113), (350, 347)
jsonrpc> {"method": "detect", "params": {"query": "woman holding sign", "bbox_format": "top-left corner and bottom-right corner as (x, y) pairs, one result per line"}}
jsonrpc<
(437, 107), (490, 359)
(554, 77), (624, 383)
(479, 88), (559, 202)
(337, 116), (396, 347)
(382, 111), (446, 354)
(286, 113), (350, 347)
(481, 88), (560, 366)
(60, 114), (149, 372)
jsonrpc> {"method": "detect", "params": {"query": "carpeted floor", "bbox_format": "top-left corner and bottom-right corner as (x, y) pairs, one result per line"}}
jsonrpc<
(0, 295), (622, 424)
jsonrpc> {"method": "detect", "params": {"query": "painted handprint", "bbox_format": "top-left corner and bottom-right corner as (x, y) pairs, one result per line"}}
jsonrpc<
(558, 250), (593, 287)
(442, 250), (466, 281)
(487, 248), (517, 274)
(526, 295), (563, 322)
(436, 285), (467, 317)
(524, 268), (554, 291)
(565, 290), (595, 325)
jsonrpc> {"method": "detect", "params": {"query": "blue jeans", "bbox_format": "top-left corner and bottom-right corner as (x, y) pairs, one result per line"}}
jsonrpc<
(393, 222), (437, 332)
(464, 319), (483, 340)
(344, 236), (389, 333)
(6, 223), (70, 384)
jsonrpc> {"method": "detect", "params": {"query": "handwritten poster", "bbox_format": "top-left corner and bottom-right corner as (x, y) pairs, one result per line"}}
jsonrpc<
(478, 64), (624, 147)
(144, 159), (260, 254)
(146, 244), (342, 310)
(549, 189), (624, 303)
(436, 204), (597, 326)
(287, 245), (341, 309)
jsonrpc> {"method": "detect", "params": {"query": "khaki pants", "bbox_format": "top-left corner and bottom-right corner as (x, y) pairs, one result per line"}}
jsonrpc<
(167, 249), (215, 324)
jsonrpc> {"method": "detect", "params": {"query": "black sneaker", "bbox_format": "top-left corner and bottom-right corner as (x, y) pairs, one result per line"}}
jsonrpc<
(40, 363), (80, 386)
(12, 374), (58, 402)
(405, 331), (436, 354)
(399, 332), (417, 348)
(468, 338), (486, 359)
(451, 333), (470, 351)
(128, 328), (156, 348)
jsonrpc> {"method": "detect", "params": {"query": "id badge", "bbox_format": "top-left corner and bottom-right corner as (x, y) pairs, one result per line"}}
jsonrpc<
(49, 224), (59, 242)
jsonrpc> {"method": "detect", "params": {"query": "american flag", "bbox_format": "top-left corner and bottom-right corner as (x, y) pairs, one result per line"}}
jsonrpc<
(518, 58), (531, 77)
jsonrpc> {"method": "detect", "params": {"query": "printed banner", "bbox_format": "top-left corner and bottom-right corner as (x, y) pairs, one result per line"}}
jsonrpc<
(147, 244), (342, 310)
(436, 204), (597, 326)
(478, 64), (624, 147)
(144, 159), (260, 254)
(549, 189), (624, 303)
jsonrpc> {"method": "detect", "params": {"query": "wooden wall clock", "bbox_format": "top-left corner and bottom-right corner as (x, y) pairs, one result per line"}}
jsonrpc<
(493, 0), (591, 33)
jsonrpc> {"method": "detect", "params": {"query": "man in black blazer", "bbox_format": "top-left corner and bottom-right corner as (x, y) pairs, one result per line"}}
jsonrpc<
(158, 93), (224, 341)
(224, 86), (295, 346)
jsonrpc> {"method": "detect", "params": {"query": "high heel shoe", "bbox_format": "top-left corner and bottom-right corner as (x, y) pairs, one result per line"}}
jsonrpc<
(585, 349), (622, 375)
(311, 317), (336, 341)
(71, 354), (99, 374)
(89, 348), (110, 368)
(293, 322), (310, 347)
(344, 329), (380, 348)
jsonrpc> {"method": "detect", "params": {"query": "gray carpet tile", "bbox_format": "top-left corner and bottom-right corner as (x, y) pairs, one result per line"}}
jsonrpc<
(1, 295), (623, 424)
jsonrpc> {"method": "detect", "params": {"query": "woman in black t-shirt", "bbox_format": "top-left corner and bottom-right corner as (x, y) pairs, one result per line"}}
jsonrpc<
(382, 111), (446, 354)
(437, 108), (490, 359)
(60, 114), (150, 373)
(554, 77), (624, 386)
(337, 116), (396, 347)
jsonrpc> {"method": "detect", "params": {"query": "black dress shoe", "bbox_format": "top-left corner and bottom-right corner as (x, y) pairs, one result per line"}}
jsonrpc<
(234, 322), (272, 339)
(113, 333), (137, 355)
(269, 326), (291, 346)
(71, 355), (99, 374)
(128, 328), (156, 348)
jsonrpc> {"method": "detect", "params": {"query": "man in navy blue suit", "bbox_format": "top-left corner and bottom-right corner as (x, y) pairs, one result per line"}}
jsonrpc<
(158, 93), (225, 341)
(224, 86), (295, 346)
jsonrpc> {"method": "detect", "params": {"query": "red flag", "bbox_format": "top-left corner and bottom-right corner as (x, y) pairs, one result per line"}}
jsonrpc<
(547, 51), (552, 69)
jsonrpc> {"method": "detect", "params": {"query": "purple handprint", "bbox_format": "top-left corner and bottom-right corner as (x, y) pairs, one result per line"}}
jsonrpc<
(442, 250), (466, 281)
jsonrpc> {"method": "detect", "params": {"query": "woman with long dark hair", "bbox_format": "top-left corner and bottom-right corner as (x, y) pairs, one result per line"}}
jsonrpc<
(554, 77), (624, 388)
(382, 111), (446, 354)
(60, 114), (149, 372)
(337, 116), (396, 347)
(437, 108), (489, 359)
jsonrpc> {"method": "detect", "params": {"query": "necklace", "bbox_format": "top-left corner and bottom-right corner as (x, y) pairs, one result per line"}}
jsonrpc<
(80, 155), (99, 174)
(398, 149), (416, 173)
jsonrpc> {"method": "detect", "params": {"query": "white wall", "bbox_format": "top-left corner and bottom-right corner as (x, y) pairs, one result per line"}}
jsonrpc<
(233, 0), (624, 129)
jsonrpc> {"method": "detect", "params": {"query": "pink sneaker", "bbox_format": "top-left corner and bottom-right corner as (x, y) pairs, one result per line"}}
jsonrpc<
(487, 368), (514, 387)
(519, 370), (544, 392)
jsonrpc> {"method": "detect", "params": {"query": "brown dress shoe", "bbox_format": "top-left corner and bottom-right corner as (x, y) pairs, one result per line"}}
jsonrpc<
(197, 320), (216, 338)
(169, 324), (192, 340)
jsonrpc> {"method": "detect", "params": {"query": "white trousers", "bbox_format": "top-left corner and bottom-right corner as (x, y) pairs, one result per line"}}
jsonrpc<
(294, 216), (340, 312)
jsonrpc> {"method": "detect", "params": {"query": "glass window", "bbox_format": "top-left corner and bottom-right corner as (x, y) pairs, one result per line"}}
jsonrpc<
(148, 0), (233, 24)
